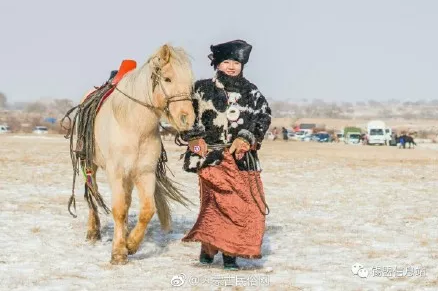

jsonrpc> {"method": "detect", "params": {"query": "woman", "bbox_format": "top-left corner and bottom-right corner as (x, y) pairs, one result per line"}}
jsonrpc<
(180, 39), (271, 270)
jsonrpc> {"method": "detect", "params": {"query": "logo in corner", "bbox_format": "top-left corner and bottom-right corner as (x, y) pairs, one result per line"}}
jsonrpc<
(170, 273), (186, 287)
(352, 263), (368, 278)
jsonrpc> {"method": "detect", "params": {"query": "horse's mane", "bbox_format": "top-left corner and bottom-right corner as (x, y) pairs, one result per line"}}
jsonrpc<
(111, 45), (194, 122)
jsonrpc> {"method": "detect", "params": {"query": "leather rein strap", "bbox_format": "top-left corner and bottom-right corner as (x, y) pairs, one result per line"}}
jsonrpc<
(114, 67), (192, 120)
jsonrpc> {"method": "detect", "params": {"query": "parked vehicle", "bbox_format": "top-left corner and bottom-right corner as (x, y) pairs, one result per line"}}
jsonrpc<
(317, 133), (330, 142)
(298, 131), (313, 142)
(366, 120), (386, 145)
(335, 131), (344, 143)
(300, 129), (313, 136)
(33, 126), (49, 134)
(0, 124), (11, 134)
(309, 134), (320, 142)
(291, 130), (307, 141)
(343, 127), (362, 144)
(302, 136), (312, 142)
(287, 130), (295, 139)
(345, 132), (361, 144)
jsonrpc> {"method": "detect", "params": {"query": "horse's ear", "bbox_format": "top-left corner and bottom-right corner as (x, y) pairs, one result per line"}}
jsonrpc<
(158, 44), (171, 65)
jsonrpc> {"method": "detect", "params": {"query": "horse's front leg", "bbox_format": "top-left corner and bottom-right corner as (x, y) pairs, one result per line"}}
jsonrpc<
(108, 171), (133, 265)
(126, 172), (156, 255)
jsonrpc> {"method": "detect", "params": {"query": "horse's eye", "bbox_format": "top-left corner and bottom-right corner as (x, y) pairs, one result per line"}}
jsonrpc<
(164, 77), (171, 83)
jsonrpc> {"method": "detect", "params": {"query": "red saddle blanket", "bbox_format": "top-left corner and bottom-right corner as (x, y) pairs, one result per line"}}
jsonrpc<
(83, 85), (116, 113)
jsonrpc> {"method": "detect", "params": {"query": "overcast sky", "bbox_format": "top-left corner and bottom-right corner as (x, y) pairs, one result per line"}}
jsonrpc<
(0, 0), (437, 103)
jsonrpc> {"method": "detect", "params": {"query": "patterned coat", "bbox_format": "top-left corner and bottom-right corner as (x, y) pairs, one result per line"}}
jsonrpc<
(181, 70), (272, 172)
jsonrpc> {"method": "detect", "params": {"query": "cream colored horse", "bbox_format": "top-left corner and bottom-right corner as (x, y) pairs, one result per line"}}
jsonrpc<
(78, 44), (195, 264)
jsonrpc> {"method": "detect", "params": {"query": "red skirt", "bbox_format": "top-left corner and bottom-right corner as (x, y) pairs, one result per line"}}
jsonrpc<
(182, 150), (267, 259)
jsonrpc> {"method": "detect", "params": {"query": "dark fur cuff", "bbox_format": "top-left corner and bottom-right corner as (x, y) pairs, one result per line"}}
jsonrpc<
(237, 129), (256, 145)
(180, 124), (206, 141)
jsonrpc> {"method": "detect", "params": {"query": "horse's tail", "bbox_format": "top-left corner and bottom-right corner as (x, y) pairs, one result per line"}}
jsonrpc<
(154, 173), (192, 231)
(154, 142), (193, 231)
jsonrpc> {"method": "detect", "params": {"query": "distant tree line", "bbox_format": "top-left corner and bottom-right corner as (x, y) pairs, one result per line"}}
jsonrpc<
(2, 90), (438, 121)
(269, 98), (438, 119)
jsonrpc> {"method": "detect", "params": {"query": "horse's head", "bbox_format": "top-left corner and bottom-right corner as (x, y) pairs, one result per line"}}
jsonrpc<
(150, 44), (195, 132)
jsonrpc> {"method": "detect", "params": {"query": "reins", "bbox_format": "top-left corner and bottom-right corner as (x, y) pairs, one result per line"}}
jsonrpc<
(114, 87), (160, 113)
(114, 66), (192, 128)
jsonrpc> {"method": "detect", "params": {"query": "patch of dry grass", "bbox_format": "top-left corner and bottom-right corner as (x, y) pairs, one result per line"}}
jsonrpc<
(31, 227), (40, 233)
(367, 250), (403, 259)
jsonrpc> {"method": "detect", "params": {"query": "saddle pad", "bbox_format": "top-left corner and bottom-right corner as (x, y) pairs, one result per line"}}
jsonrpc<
(96, 86), (116, 113)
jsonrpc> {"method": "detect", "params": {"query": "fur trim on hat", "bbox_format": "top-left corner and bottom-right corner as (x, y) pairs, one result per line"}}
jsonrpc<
(209, 40), (252, 68)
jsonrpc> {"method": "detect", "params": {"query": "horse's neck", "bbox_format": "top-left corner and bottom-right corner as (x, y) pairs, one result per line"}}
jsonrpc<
(111, 65), (161, 134)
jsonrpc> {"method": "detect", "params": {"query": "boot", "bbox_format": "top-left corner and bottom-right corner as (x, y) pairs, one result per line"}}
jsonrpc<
(223, 254), (239, 270)
(199, 249), (214, 265)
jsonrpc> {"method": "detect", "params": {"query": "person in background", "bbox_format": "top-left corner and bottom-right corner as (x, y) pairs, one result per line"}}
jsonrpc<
(272, 127), (278, 140)
(399, 134), (406, 149)
(282, 127), (288, 141)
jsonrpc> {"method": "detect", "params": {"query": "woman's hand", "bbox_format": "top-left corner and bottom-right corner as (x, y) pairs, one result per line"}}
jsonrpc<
(229, 138), (250, 160)
(188, 138), (207, 157)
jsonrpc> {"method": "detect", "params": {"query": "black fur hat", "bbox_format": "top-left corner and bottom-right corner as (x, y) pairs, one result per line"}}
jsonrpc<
(208, 40), (252, 68)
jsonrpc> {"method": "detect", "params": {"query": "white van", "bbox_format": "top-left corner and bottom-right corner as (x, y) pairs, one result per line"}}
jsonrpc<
(366, 120), (386, 145)
(291, 130), (308, 141)
(0, 124), (11, 134)
(33, 126), (49, 134)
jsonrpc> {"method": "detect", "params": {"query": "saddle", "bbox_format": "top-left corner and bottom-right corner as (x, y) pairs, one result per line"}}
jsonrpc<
(83, 59), (137, 113)
(62, 59), (138, 216)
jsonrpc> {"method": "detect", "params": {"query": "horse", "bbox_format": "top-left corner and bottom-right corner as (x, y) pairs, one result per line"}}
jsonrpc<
(405, 136), (417, 148)
(63, 44), (196, 265)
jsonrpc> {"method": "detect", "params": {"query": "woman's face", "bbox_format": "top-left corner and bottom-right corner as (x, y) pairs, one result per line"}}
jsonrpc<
(217, 59), (242, 76)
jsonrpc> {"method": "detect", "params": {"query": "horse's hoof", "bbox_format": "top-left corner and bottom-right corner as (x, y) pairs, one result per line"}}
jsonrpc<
(127, 248), (137, 255)
(126, 239), (139, 255)
(86, 230), (101, 242)
(110, 254), (128, 265)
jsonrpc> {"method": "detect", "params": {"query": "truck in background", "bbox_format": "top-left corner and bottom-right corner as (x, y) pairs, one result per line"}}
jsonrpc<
(343, 127), (362, 144)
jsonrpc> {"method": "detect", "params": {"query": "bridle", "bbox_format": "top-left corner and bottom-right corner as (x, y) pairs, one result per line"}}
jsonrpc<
(114, 63), (192, 124)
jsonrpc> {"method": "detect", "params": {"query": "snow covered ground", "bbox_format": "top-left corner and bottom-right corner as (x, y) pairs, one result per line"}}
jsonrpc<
(1, 135), (437, 290)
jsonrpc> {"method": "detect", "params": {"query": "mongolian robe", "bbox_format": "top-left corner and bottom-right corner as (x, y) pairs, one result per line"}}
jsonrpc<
(181, 70), (271, 258)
